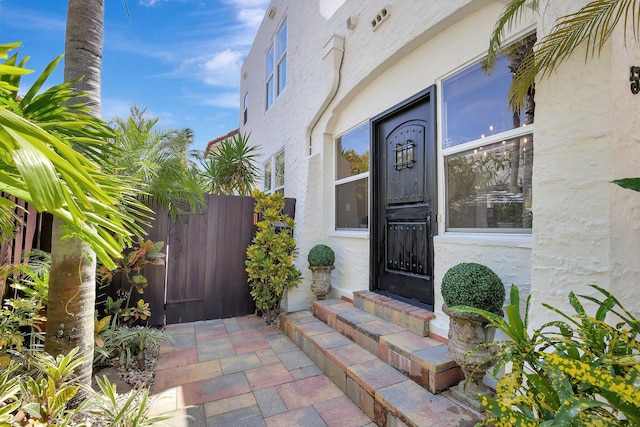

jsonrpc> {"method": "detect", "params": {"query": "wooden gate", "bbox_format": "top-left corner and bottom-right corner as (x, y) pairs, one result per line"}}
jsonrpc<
(142, 194), (295, 325)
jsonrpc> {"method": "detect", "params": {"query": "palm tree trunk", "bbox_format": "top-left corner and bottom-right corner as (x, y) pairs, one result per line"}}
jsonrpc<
(44, 219), (97, 390)
(44, 0), (104, 398)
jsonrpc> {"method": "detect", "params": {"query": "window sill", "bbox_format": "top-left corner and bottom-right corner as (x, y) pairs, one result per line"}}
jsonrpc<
(434, 232), (532, 249)
(329, 229), (370, 239)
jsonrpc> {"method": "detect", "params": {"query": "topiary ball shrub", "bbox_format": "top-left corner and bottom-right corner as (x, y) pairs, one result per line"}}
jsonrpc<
(308, 244), (335, 267)
(441, 262), (505, 313)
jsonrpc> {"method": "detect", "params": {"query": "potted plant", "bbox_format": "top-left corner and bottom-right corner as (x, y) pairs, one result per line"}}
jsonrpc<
(441, 262), (505, 411)
(308, 244), (335, 300)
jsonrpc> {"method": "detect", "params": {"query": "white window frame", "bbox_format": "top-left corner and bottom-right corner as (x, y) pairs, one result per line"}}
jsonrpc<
(334, 123), (370, 232)
(439, 47), (535, 235)
(243, 92), (248, 125)
(264, 149), (285, 194)
(265, 17), (287, 110)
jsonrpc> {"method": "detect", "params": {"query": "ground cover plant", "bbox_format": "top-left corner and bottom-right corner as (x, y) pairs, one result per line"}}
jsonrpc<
(452, 285), (640, 426)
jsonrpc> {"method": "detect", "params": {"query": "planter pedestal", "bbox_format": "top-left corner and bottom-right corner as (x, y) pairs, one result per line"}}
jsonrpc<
(309, 265), (334, 300)
(443, 304), (500, 412)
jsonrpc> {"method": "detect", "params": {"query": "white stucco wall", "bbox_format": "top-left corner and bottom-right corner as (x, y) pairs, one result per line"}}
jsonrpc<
(529, 0), (640, 328)
(240, 0), (640, 337)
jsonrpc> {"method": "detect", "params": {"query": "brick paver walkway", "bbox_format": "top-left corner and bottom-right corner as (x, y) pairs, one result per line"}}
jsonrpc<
(151, 315), (375, 427)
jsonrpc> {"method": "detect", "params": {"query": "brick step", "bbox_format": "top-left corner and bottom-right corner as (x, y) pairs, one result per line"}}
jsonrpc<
(280, 309), (482, 427)
(312, 299), (463, 394)
(353, 291), (434, 337)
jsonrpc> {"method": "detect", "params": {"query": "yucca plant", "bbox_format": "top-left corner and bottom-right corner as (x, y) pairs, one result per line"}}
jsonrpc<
(452, 284), (640, 425)
(90, 375), (179, 427)
(201, 131), (260, 196)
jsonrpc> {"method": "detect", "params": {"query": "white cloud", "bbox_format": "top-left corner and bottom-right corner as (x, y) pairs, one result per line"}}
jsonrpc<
(236, 7), (265, 28)
(202, 50), (243, 87)
(200, 91), (240, 109)
(0, 7), (65, 32)
(102, 97), (134, 122)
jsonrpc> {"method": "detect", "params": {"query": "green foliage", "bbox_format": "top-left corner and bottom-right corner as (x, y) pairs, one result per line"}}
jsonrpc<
(0, 42), (147, 269)
(20, 348), (85, 423)
(453, 285), (640, 426)
(90, 375), (179, 426)
(9, 250), (51, 307)
(307, 244), (335, 267)
(0, 348), (179, 426)
(94, 325), (173, 370)
(108, 105), (204, 219)
(245, 190), (301, 324)
(441, 262), (505, 313)
(201, 131), (260, 196)
(123, 299), (152, 324)
(0, 289), (44, 362)
(100, 238), (165, 325)
(485, 1), (640, 112)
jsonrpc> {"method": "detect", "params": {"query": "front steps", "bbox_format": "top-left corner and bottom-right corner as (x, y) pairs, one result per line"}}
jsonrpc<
(280, 292), (482, 426)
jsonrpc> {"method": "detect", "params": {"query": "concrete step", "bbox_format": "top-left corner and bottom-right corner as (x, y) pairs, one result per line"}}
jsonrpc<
(353, 290), (434, 337)
(280, 308), (481, 427)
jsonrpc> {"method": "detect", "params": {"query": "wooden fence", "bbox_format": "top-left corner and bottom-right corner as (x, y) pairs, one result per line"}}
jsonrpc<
(0, 195), (52, 299)
(2, 193), (295, 325)
(109, 194), (295, 325)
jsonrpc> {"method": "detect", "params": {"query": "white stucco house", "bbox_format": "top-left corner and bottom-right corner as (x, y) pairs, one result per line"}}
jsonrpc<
(238, 0), (640, 339)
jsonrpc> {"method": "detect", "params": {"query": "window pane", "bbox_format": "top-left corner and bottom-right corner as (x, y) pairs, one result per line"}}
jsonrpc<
(266, 44), (274, 77)
(266, 78), (274, 109)
(277, 19), (287, 58)
(243, 93), (248, 124)
(442, 54), (536, 148)
(275, 151), (285, 188)
(336, 178), (368, 229)
(277, 56), (287, 94)
(336, 124), (369, 180)
(446, 134), (533, 230)
(264, 159), (272, 191)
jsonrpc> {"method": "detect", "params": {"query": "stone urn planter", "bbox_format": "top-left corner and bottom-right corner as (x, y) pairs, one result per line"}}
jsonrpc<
(308, 244), (335, 300)
(442, 303), (501, 410)
(441, 262), (506, 412)
(309, 265), (335, 300)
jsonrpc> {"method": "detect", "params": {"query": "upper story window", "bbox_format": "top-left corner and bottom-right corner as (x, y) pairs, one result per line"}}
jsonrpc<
(266, 18), (287, 110)
(335, 123), (369, 230)
(264, 150), (285, 194)
(442, 34), (535, 233)
(243, 93), (248, 125)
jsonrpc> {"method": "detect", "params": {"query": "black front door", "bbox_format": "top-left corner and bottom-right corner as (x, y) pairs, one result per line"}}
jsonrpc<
(370, 87), (437, 309)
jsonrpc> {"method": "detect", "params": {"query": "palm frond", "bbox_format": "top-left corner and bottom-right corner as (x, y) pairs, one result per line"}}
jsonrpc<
(488, 1), (640, 111)
(484, 0), (538, 74)
(201, 132), (260, 196)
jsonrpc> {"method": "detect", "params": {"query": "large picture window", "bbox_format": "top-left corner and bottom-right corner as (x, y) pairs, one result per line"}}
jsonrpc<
(335, 124), (369, 230)
(266, 18), (287, 110)
(442, 34), (535, 232)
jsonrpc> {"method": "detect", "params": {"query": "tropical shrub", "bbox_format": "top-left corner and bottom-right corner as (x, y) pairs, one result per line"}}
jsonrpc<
(441, 262), (505, 313)
(308, 244), (335, 267)
(245, 190), (301, 324)
(453, 285), (640, 426)
(99, 238), (165, 326)
(108, 105), (204, 219)
(201, 131), (260, 196)
(0, 348), (178, 426)
(94, 325), (173, 370)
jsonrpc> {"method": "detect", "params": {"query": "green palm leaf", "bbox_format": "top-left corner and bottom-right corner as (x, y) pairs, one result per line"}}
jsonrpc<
(487, 0), (640, 110)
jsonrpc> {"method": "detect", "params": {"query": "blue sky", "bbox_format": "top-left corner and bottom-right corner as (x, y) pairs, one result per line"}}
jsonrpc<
(0, 0), (269, 153)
